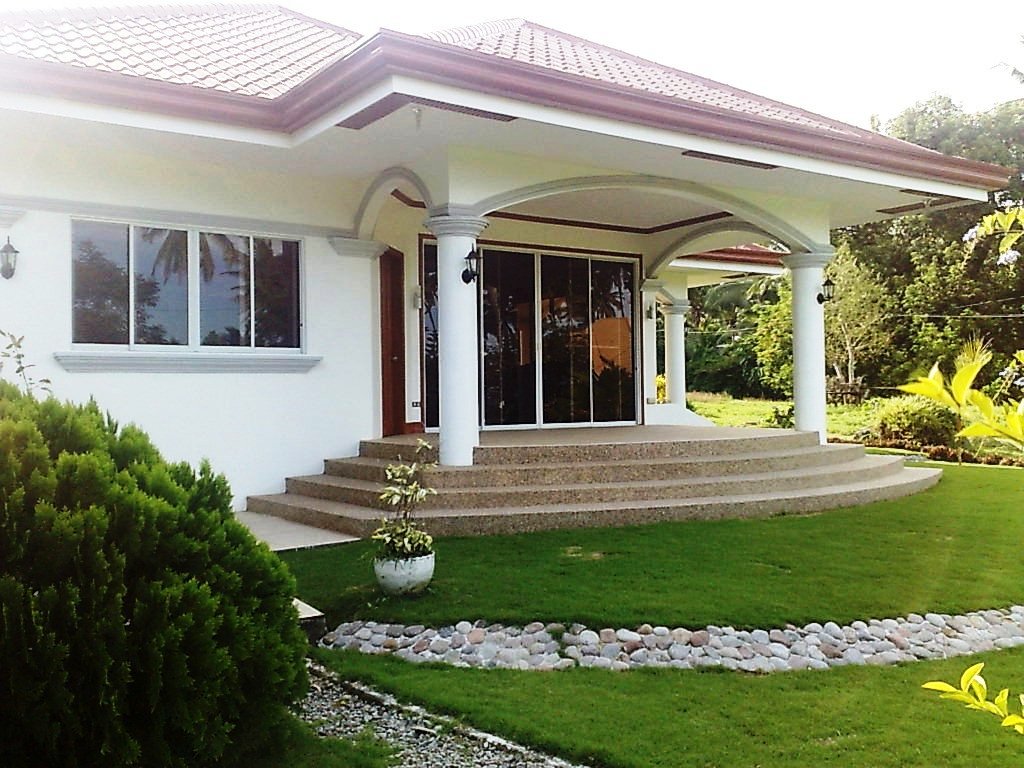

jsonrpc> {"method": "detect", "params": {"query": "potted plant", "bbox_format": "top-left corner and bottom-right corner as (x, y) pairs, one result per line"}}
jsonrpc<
(372, 440), (437, 595)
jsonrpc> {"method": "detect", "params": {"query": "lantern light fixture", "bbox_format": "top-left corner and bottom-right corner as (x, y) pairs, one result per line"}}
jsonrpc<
(0, 237), (18, 280)
(462, 248), (481, 284)
(817, 277), (835, 304)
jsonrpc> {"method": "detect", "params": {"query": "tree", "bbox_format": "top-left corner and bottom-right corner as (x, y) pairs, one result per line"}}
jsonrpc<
(823, 246), (896, 384)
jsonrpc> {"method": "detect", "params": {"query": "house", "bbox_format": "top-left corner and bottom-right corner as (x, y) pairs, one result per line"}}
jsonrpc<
(0, 5), (1009, 508)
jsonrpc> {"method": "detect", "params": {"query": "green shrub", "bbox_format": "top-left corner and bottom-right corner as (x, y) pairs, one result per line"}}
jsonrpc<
(874, 394), (958, 447)
(0, 384), (307, 768)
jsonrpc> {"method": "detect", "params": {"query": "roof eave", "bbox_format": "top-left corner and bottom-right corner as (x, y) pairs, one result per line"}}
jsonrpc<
(0, 31), (1012, 192)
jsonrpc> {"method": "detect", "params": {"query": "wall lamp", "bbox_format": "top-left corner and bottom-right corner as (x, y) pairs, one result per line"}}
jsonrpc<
(817, 277), (835, 304)
(462, 248), (481, 284)
(0, 237), (18, 279)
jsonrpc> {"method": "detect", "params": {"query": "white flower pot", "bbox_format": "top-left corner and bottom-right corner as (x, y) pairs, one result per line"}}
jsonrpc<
(373, 553), (435, 595)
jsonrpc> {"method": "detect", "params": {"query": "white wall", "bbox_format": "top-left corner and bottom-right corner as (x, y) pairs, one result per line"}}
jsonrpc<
(1, 192), (378, 510)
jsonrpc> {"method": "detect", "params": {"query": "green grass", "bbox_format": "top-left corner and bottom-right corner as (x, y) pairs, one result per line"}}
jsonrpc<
(250, 716), (393, 768)
(281, 463), (1024, 630)
(317, 648), (1024, 768)
(688, 392), (876, 439)
(289, 462), (1024, 767)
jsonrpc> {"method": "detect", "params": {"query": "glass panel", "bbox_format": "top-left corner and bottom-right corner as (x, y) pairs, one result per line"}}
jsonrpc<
(541, 255), (591, 423)
(590, 259), (636, 422)
(253, 238), (300, 348)
(481, 250), (536, 426)
(133, 227), (188, 345)
(199, 232), (251, 347)
(422, 243), (439, 429)
(72, 220), (129, 344)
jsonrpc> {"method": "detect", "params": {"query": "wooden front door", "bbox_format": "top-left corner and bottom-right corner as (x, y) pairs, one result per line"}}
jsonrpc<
(380, 248), (406, 436)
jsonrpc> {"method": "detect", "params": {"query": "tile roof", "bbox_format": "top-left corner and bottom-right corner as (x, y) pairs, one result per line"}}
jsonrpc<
(421, 19), (873, 140)
(0, 3), (361, 99)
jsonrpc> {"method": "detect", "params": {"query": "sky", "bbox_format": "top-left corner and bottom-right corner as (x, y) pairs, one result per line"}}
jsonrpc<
(0, 0), (1021, 129)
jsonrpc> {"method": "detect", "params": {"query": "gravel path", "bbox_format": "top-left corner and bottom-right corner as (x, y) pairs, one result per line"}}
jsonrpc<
(300, 662), (590, 767)
(321, 606), (1024, 672)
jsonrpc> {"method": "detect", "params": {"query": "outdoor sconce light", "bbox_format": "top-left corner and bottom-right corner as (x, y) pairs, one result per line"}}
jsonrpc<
(0, 237), (18, 280)
(817, 277), (835, 304)
(462, 248), (481, 284)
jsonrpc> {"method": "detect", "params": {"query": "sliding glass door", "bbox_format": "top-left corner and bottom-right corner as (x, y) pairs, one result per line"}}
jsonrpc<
(421, 243), (636, 429)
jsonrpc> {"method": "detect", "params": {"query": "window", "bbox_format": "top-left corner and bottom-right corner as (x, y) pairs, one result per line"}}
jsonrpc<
(72, 221), (301, 349)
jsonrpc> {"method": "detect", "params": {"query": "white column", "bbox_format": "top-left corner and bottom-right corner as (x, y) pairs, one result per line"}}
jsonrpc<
(661, 301), (690, 406)
(781, 251), (834, 443)
(639, 280), (663, 405)
(425, 213), (488, 466)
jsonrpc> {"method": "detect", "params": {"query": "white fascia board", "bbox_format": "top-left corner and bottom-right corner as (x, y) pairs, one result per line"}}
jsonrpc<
(671, 258), (784, 276)
(290, 77), (399, 145)
(387, 76), (991, 202)
(0, 76), (401, 149)
(0, 90), (293, 147)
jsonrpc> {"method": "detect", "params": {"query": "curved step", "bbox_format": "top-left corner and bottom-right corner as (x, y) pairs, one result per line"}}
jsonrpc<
(357, 427), (820, 464)
(325, 443), (866, 487)
(248, 467), (941, 537)
(289, 455), (904, 509)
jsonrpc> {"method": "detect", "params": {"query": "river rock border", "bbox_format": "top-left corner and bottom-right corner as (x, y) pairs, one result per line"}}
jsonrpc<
(321, 606), (1024, 672)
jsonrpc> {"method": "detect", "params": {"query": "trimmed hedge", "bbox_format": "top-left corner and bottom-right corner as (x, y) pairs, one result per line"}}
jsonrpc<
(874, 394), (959, 447)
(0, 384), (307, 767)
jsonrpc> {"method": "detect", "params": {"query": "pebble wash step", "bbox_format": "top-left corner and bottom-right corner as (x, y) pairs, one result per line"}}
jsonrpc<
(246, 428), (942, 536)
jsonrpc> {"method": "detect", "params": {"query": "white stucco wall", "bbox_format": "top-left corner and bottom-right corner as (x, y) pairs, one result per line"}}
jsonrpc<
(0, 123), (379, 508)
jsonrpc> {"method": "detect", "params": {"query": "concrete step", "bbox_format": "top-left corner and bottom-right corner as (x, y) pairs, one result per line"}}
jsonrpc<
(357, 428), (820, 464)
(325, 443), (866, 487)
(247, 493), (381, 538)
(248, 466), (941, 537)
(288, 454), (903, 510)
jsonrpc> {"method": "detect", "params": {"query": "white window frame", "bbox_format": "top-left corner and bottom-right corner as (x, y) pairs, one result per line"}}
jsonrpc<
(57, 217), (320, 374)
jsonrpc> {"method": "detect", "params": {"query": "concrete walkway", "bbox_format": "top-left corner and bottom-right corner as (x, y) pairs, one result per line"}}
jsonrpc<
(235, 510), (358, 551)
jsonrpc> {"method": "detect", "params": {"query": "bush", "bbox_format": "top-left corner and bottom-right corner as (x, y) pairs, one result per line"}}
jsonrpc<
(873, 394), (959, 447)
(0, 384), (307, 768)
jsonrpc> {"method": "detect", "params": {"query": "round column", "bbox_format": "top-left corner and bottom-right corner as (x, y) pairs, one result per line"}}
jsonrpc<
(425, 214), (488, 466)
(639, 280), (663, 406)
(781, 251), (834, 443)
(661, 301), (690, 406)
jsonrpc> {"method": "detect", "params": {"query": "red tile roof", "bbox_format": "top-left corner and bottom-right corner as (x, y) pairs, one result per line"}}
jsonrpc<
(0, 4), (360, 99)
(0, 5), (1010, 190)
(422, 19), (869, 140)
(686, 245), (784, 267)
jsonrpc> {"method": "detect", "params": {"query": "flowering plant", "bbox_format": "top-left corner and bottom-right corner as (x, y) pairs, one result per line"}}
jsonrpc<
(963, 208), (1023, 266)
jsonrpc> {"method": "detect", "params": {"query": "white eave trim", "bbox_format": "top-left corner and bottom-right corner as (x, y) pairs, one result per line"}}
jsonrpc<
(671, 257), (784, 275)
(54, 350), (322, 373)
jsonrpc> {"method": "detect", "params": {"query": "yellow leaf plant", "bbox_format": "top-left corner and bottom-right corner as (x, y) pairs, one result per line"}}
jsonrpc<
(899, 340), (1024, 452)
(923, 663), (1024, 735)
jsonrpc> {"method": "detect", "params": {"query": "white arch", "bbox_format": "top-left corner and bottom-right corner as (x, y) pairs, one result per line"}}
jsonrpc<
(355, 167), (434, 241)
(469, 174), (822, 273)
(649, 220), (778, 276)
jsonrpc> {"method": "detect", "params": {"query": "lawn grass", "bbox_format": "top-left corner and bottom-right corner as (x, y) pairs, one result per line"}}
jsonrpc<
(281, 463), (1024, 630)
(688, 391), (876, 439)
(317, 647), (1024, 768)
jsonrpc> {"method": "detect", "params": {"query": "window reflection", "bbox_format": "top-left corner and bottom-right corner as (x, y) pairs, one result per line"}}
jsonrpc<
(200, 232), (251, 346)
(73, 221), (130, 344)
(134, 228), (188, 345)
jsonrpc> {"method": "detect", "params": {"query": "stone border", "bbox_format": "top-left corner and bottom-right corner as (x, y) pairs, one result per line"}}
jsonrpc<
(321, 606), (1024, 672)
